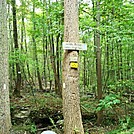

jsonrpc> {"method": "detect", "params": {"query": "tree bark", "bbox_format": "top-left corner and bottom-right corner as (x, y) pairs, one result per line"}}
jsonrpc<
(92, 0), (103, 125)
(12, 0), (22, 97)
(62, 0), (84, 133)
(0, 0), (11, 133)
(42, 0), (47, 89)
(32, 0), (43, 90)
(56, 34), (62, 95)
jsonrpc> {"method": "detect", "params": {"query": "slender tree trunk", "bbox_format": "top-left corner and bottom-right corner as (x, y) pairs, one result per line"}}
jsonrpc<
(21, 9), (34, 86)
(32, 1), (43, 90)
(83, 52), (86, 91)
(55, 1), (62, 95)
(12, 0), (22, 97)
(93, 0), (103, 125)
(50, 35), (58, 91)
(20, 12), (27, 87)
(42, 0), (47, 89)
(62, 0), (84, 133)
(0, 0), (11, 133)
(56, 34), (62, 95)
(8, 3), (15, 91)
(42, 32), (47, 89)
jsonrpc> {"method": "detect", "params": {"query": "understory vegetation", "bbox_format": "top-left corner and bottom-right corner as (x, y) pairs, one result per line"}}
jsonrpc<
(10, 88), (134, 134)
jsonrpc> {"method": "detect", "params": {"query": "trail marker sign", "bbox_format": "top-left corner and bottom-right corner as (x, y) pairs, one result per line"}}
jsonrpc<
(70, 62), (78, 69)
(63, 42), (87, 50)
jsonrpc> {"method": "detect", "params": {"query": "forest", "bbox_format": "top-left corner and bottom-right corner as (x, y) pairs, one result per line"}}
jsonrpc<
(0, 0), (134, 134)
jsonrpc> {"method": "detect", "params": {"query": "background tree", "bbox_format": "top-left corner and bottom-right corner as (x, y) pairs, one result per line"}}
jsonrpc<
(0, 0), (11, 133)
(92, 0), (103, 125)
(11, 0), (22, 97)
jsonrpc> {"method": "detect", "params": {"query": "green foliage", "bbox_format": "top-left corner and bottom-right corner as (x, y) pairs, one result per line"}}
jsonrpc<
(30, 123), (37, 134)
(96, 94), (120, 111)
(108, 80), (134, 92)
(8, 0), (134, 133)
(119, 116), (131, 131)
(9, 50), (27, 64)
(107, 116), (134, 134)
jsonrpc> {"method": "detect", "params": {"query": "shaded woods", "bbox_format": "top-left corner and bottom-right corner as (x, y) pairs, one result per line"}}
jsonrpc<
(0, 0), (133, 133)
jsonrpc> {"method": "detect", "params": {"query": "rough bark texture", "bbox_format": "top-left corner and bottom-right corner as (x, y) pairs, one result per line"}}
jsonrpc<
(62, 0), (84, 133)
(0, 0), (11, 133)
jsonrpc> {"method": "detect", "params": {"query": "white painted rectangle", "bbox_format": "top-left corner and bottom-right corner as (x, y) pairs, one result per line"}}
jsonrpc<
(63, 42), (87, 50)
(3, 84), (6, 90)
(63, 83), (66, 88)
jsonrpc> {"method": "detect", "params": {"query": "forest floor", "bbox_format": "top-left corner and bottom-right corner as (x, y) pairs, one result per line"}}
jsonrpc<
(10, 89), (134, 134)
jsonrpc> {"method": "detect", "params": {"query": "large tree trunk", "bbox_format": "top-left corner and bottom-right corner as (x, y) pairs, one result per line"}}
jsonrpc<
(62, 0), (84, 133)
(0, 0), (11, 133)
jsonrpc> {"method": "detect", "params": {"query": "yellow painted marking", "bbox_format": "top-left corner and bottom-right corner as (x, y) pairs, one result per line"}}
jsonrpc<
(70, 62), (78, 69)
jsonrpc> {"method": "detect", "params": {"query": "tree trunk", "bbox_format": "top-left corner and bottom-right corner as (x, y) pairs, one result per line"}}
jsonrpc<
(8, 3), (15, 91)
(20, 12), (27, 87)
(0, 0), (11, 133)
(50, 34), (62, 95)
(92, 0), (103, 125)
(83, 52), (86, 91)
(32, 1), (43, 90)
(21, 9), (34, 86)
(62, 0), (84, 133)
(56, 34), (62, 95)
(12, 0), (22, 97)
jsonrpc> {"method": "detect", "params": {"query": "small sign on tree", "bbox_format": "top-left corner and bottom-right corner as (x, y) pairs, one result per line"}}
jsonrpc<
(63, 42), (87, 50)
